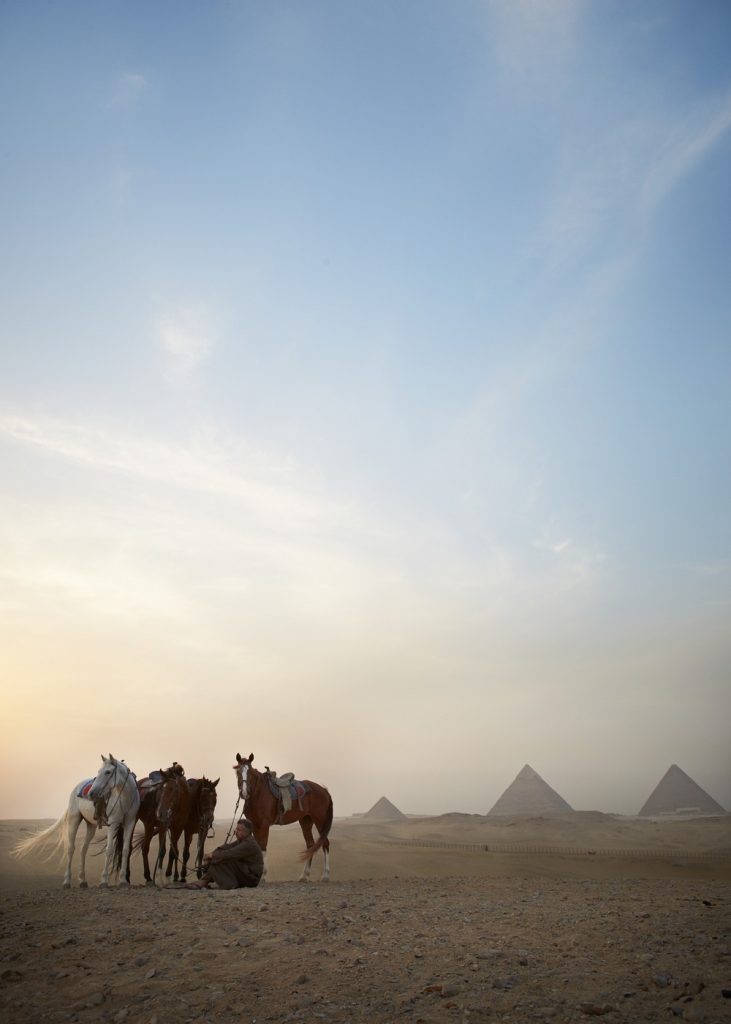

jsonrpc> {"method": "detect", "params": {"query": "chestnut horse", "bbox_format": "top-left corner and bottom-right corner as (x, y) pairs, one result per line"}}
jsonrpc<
(132, 764), (190, 885)
(233, 752), (333, 881)
(165, 776), (219, 883)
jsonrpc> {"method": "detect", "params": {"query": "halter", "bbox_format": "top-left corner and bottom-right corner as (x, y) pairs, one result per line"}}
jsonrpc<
(198, 782), (217, 839)
(93, 760), (136, 824)
(226, 760), (255, 843)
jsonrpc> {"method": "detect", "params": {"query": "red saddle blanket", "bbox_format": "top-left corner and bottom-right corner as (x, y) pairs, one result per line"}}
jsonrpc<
(76, 780), (94, 799)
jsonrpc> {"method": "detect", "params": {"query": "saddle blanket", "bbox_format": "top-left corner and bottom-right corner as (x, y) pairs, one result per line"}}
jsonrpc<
(266, 777), (309, 802)
(76, 780), (94, 799)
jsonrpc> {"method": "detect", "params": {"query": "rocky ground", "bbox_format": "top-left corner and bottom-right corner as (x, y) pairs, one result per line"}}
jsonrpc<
(1, 874), (730, 1024)
(2, 814), (730, 1023)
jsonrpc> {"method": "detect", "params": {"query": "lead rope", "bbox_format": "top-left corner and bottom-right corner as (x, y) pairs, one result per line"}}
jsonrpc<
(225, 792), (242, 844)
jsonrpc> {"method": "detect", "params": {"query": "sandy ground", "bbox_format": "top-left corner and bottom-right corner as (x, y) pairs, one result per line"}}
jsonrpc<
(1, 813), (730, 1023)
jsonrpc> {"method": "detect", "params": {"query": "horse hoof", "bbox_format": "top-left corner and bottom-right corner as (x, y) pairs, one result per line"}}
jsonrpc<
(146, 880), (155, 887)
(79, 881), (88, 889)
(298, 877), (309, 883)
(321, 877), (330, 883)
(98, 882), (109, 889)
(63, 882), (71, 890)
(117, 879), (129, 888)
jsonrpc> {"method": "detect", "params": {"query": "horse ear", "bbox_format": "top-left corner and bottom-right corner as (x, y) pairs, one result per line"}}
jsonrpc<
(213, 778), (219, 787)
(235, 752), (242, 764)
(101, 754), (106, 761)
(248, 753), (254, 764)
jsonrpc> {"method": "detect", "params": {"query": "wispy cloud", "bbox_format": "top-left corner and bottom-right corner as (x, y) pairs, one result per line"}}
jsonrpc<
(155, 307), (214, 385)
(0, 414), (325, 531)
(640, 90), (731, 213)
(541, 89), (731, 271)
(108, 71), (147, 109)
(485, 0), (581, 100)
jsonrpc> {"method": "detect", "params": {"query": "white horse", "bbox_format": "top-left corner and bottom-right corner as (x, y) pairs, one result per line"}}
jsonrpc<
(13, 754), (140, 888)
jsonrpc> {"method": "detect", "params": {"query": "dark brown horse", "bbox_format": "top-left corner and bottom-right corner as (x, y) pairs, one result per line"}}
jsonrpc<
(165, 776), (219, 883)
(132, 764), (190, 885)
(233, 752), (333, 881)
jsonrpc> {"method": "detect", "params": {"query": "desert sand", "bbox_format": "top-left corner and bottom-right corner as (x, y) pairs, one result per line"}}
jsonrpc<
(1, 812), (730, 1023)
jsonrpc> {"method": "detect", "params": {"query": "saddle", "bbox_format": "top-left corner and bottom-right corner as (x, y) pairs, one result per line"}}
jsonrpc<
(265, 768), (309, 823)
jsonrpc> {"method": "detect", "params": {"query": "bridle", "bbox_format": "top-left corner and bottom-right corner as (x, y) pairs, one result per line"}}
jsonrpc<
(226, 761), (254, 843)
(198, 782), (217, 839)
(92, 760), (135, 823)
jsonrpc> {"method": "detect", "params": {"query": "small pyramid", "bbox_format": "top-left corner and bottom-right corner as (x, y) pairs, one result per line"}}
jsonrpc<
(363, 796), (407, 820)
(488, 764), (573, 816)
(638, 764), (726, 816)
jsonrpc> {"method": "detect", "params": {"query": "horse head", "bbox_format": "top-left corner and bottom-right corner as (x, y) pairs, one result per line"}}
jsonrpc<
(155, 765), (185, 827)
(88, 754), (120, 801)
(233, 752), (254, 799)
(198, 777), (219, 835)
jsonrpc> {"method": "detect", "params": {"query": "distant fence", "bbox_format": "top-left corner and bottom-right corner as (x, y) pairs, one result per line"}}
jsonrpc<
(374, 838), (731, 860)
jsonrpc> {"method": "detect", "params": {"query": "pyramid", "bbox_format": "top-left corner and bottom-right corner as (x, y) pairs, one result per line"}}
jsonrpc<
(363, 796), (407, 820)
(638, 764), (726, 816)
(487, 764), (573, 816)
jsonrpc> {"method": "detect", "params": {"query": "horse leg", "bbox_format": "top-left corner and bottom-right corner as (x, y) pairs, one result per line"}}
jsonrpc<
(77, 819), (96, 888)
(254, 825), (270, 881)
(63, 811), (83, 889)
(141, 828), (154, 885)
(99, 825), (115, 887)
(180, 828), (192, 882)
(118, 816), (134, 887)
(157, 829), (167, 885)
(194, 828), (204, 879)
(319, 834), (331, 882)
(298, 817), (315, 882)
(165, 827), (182, 884)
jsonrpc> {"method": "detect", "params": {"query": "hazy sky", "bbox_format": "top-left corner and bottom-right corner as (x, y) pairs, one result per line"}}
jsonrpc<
(1, 1), (729, 820)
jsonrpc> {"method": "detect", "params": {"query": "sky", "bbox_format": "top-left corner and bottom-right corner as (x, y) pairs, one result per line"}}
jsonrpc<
(1, 1), (729, 821)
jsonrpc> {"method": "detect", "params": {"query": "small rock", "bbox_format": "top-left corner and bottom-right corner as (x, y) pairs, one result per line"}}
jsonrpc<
(492, 977), (516, 991)
(114, 1010), (129, 1023)
(88, 991), (105, 1006)
(145, 968), (156, 979)
(653, 972), (673, 988)
(579, 1004), (615, 1016)
(440, 983), (461, 998)
(295, 974), (308, 985)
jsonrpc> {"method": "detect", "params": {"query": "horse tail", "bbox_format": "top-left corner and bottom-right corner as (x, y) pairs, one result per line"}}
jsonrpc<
(11, 811), (69, 862)
(298, 789), (334, 861)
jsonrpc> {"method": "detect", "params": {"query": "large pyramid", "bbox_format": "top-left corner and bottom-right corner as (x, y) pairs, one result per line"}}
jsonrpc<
(363, 796), (407, 820)
(638, 764), (726, 816)
(488, 764), (573, 816)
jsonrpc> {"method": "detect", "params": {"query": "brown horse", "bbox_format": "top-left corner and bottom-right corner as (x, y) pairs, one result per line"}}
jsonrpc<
(165, 776), (219, 883)
(233, 752), (333, 881)
(132, 764), (190, 885)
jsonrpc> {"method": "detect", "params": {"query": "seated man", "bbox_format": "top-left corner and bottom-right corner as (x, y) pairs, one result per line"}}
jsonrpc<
(186, 818), (263, 890)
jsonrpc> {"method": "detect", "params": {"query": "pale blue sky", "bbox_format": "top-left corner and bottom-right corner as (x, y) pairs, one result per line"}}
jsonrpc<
(1, 1), (729, 818)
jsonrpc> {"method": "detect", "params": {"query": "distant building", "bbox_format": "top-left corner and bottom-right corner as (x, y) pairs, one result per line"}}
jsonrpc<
(488, 764), (573, 816)
(638, 764), (726, 816)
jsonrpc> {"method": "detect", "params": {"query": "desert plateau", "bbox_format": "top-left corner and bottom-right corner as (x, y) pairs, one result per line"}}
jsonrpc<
(1, 812), (730, 1024)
